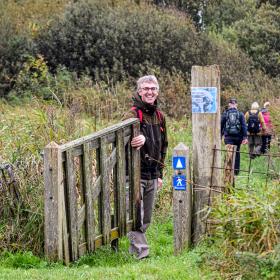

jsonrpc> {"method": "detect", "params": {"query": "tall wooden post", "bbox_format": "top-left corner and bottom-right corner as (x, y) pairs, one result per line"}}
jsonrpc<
(44, 142), (64, 261)
(173, 143), (192, 254)
(191, 65), (222, 244)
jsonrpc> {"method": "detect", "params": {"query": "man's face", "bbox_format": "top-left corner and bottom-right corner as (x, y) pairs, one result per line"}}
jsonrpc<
(138, 82), (159, 105)
(229, 102), (237, 108)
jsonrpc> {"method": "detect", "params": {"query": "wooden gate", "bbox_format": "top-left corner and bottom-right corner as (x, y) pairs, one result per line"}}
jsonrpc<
(43, 118), (140, 264)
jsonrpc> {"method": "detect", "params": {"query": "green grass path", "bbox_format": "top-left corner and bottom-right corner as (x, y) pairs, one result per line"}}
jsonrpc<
(0, 216), (221, 280)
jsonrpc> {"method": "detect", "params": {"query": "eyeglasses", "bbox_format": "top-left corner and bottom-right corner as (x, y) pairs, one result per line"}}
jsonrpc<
(140, 87), (158, 92)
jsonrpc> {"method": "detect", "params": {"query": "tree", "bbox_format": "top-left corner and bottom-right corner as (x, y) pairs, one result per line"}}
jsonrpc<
(235, 4), (280, 77)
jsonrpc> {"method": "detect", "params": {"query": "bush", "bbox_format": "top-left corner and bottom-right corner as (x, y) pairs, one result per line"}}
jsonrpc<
(235, 3), (280, 77)
(36, 1), (201, 82)
(0, 0), (70, 97)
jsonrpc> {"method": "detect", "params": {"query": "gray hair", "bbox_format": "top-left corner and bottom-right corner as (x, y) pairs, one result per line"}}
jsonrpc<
(137, 75), (159, 92)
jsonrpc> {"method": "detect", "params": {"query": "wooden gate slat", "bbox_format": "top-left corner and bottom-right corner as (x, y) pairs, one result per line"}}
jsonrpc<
(65, 149), (79, 261)
(131, 123), (141, 230)
(82, 142), (95, 251)
(100, 137), (111, 244)
(117, 129), (126, 235)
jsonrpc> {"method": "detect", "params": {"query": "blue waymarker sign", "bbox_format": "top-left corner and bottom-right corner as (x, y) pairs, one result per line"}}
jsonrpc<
(173, 175), (187, 191)
(172, 156), (186, 170)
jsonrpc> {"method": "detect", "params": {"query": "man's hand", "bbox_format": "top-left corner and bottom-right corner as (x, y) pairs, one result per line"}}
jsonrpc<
(131, 135), (146, 150)
(157, 178), (163, 190)
(242, 138), (248, 145)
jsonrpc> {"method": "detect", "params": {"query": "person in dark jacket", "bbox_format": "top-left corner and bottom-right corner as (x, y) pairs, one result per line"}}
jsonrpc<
(124, 75), (168, 259)
(221, 98), (248, 175)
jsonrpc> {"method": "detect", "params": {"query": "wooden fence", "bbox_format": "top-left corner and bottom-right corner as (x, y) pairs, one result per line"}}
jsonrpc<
(43, 118), (140, 264)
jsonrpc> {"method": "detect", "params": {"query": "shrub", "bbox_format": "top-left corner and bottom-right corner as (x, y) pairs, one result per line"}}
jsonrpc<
(235, 3), (280, 77)
(0, 0), (70, 97)
(36, 1), (202, 81)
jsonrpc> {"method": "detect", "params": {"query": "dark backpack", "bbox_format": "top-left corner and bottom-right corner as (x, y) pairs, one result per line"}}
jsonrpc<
(247, 111), (260, 134)
(225, 110), (241, 135)
(131, 107), (164, 132)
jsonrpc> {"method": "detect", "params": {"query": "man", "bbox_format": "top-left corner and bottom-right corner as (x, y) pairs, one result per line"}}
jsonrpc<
(124, 75), (168, 259)
(221, 98), (248, 175)
(245, 102), (266, 159)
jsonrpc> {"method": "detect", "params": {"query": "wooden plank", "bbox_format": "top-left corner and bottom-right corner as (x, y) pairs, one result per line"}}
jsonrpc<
(106, 147), (117, 175)
(92, 176), (101, 200)
(223, 144), (236, 192)
(60, 119), (139, 152)
(44, 142), (64, 261)
(65, 149), (79, 261)
(124, 135), (131, 146)
(62, 189), (70, 264)
(131, 123), (141, 230)
(173, 143), (192, 255)
(77, 204), (85, 231)
(82, 142), (95, 252)
(191, 65), (222, 244)
(61, 139), (99, 162)
(100, 137), (111, 244)
(94, 228), (120, 250)
(116, 129), (126, 236)
(124, 126), (132, 137)
(126, 135), (133, 221)
(78, 155), (86, 258)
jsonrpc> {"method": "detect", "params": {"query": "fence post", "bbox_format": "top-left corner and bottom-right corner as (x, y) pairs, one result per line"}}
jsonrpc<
(191, 65), (222, 244)
(172, 143), (192, 254)
(44, 141), (63, 261)
(224, 144), (236, 191)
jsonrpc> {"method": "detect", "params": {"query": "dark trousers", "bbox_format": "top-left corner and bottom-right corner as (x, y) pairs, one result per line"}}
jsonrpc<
(224, 136), (242, 175)
(248, 135), (262, 159)
(261, 135), (272, 154)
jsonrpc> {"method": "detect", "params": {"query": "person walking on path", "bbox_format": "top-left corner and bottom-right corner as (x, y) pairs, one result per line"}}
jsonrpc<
(123, 75), (168, 259)
(245, 102), (266, 159)
(221, 98), (248, 175)
(261, 102), (274, 154)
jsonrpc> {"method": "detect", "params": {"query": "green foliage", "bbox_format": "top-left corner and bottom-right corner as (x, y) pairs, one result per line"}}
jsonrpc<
(152, 0), (205, 28)
(210, 181), (280, 253)
(0, 0), (71, 97)
(235, 4), (280, 77)
(36, 1), (201, 82)
(204, 0), (256, 32)
(0, 251), (48, 269)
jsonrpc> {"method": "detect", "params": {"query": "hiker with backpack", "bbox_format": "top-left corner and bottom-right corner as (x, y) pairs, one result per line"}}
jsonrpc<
(123, 75), (168, 259)
(221, 98), (248, 175)
(261, 102), (274, 154)
(245, 102), (266, 159)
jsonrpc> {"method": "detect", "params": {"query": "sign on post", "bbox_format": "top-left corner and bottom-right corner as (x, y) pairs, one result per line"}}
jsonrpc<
(191, 65), (222, 245)
(172, 143), (192, 255)
(172, 175), (186, 191)
(173, 156), (186, 170)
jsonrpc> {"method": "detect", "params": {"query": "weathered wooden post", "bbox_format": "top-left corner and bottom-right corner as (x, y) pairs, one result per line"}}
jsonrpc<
(224, 144), (236, 191)
(44, 141), (64, 261)
(191, 65), (222, 244)
(172, 143), (192, 254)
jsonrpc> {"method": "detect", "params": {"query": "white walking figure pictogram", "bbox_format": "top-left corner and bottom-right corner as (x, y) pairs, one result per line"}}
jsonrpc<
(176, 177), (183, 186)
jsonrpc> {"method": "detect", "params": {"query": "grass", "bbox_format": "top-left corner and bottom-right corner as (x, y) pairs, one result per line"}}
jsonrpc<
(0, 95), (279, 279)
(0, 216), (222, 280)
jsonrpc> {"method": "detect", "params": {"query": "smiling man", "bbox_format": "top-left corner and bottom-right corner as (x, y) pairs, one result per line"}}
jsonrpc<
(124, 75), (168, 259)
